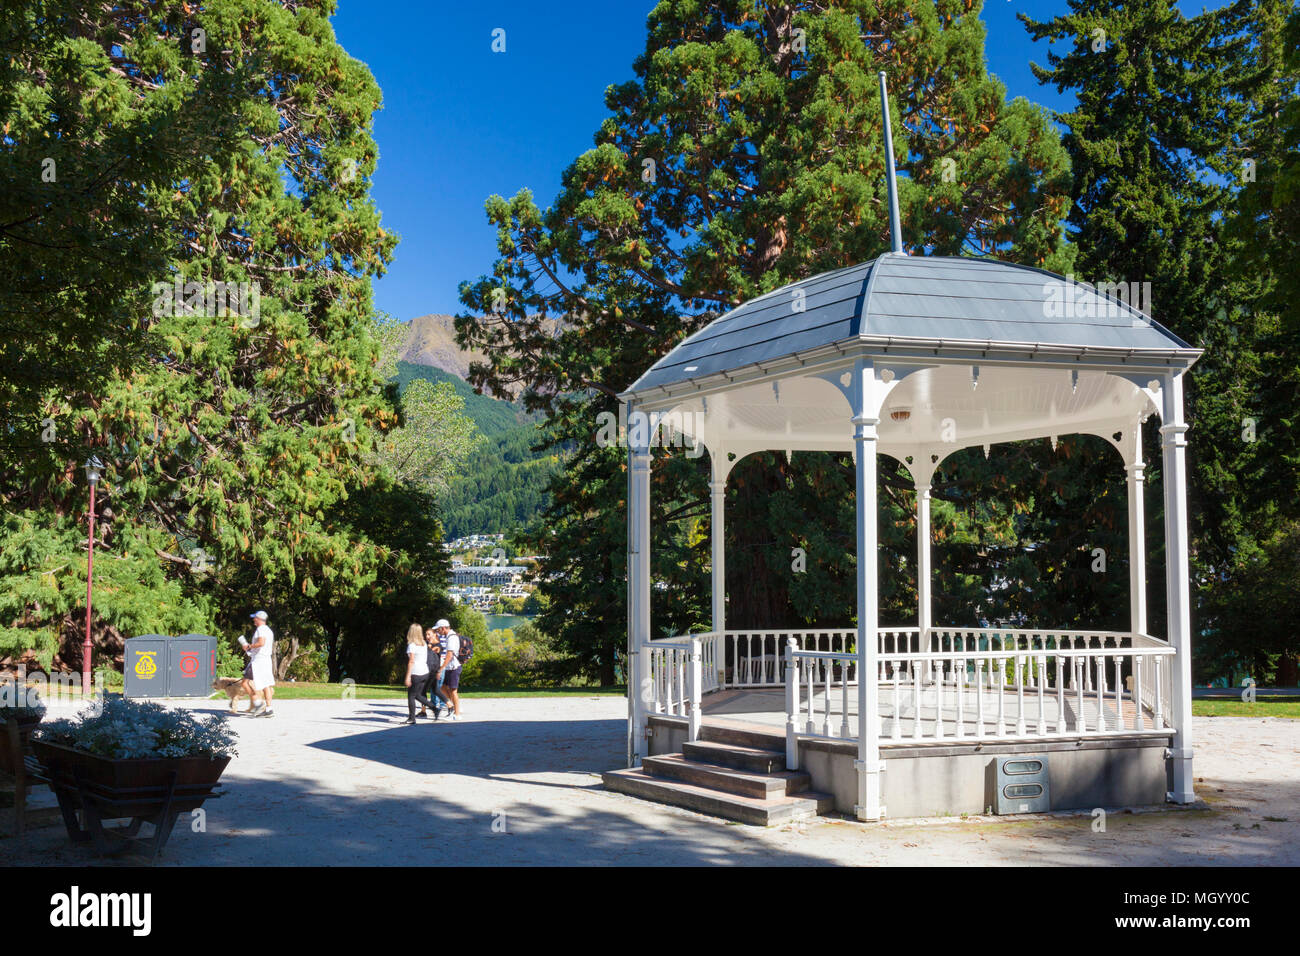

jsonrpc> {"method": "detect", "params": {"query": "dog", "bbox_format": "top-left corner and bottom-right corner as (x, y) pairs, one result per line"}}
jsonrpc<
(211, 676), (256, 713)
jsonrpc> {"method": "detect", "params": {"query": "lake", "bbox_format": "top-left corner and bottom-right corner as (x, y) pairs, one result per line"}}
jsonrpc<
(483, 614), (531, 633)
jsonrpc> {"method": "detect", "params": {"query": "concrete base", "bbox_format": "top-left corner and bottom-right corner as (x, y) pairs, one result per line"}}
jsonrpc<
(646, 714), (690, 757)
(803, 735), (1172, 818)
(651, 716), (1173, 819)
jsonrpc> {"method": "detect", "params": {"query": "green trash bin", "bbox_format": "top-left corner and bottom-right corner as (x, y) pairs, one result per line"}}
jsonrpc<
(124, 635), (169, 698)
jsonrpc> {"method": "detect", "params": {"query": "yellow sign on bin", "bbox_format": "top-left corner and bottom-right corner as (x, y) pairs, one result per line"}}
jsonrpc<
(134, 650), (158, 679)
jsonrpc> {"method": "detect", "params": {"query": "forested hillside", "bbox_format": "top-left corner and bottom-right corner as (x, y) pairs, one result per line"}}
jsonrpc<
(394, 362), (558, 538)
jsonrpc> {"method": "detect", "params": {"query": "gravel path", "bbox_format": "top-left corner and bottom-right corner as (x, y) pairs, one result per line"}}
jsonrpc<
(5, 697), (1297, 866)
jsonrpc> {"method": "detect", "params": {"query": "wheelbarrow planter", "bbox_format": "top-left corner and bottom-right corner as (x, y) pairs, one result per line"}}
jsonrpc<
(33, 741), (229, 861)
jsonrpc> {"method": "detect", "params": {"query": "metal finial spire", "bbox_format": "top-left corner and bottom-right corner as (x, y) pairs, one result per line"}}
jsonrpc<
(878, 71), (904, 255)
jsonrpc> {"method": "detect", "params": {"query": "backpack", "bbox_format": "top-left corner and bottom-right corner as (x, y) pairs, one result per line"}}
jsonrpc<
(426, 642), (442, 673)
(456, 634), (474, 665)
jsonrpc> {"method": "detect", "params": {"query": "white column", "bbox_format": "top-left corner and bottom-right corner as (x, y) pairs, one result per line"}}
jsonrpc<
(688, 636), (702, 742)
(784, 638), (800, 770)
(627, 429), (652, 765)
(1126, 461), (1147, 635)
(852, 363), (884, 821)
(709, 457), (726, 636)
(916, 481), (932, 640)
(1160, 375), (1194, 803)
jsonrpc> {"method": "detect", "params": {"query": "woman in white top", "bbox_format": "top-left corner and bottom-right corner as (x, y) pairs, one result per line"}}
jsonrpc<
(403, 623), (433, 725)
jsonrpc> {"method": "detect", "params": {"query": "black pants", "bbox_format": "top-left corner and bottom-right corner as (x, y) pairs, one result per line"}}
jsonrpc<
(407, 673), (434, 718)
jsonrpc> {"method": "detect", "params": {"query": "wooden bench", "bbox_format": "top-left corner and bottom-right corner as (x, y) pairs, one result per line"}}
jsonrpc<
(0, 717), (56, 837)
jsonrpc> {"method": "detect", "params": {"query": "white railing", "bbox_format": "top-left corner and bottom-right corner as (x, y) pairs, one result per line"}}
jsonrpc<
(643, 635), (704, 740)
(1132, 632), (1174, 731)
(641, 626), (1176, 750)
(781, 628), (1175, 748)
(701, 628), (921, 688)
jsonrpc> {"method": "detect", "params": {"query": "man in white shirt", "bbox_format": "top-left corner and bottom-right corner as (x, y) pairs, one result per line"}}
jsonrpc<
(434, 619), (463, 720)
(245, 610), (276, 717)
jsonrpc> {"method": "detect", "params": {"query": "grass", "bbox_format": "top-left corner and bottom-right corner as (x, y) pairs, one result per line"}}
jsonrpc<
(211, 680), (626, 701)
(1192, 698), (1300, 718)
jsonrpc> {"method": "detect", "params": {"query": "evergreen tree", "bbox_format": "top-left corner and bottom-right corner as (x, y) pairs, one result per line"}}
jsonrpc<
(0, 1), (427, 671)
(461, 0), (1075, 682)
(1022, 0), (1300, 680)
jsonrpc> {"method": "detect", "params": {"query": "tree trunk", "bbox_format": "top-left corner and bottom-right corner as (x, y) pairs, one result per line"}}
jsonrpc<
(324, 621), (342, 683)
(275, 634), (300, 680)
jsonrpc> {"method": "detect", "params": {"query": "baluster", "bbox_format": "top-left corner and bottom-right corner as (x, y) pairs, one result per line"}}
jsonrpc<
(1072, 656), (1085, 732)
(996, 657), (1006, 737)
(955, 655), (965, 739)
(1154, 657), (1164, 729)
(1134, 654), (1146, 731)
(840, 654), (851, 739)
(805, 655), (816, 735)
(1015, 655), (1026, 736)
(663, 650), (672, 714)
(821, 655), (833, 737)
(891, 660), (901, 740)
(912, 660), (923, 739)
(1056, 655), (1067, 734)
(1037, 653), (1047, 735)
(675, 650), (685, 716)
(1096, 655), (1107, 732)
(934, 654), (945, 739)
(665, 650), (673, 714)
(1114, 656), (1124, 732)
(975, 659), (986, 738)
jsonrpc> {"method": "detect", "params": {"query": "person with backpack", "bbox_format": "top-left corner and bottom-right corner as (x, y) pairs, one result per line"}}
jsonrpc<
(421, 626), (449, 720)
(433, 618), (470, 720)
(402, 623), (436, 725)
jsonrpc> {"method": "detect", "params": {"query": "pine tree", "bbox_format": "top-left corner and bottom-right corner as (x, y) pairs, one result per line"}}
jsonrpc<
(0, 1), (413, 668)
(1022, 0), (1300, 679)
(461, 0), (1075, 681)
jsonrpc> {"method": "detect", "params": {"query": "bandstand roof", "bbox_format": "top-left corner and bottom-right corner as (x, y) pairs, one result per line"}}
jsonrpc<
(620, 254), (1202, 468)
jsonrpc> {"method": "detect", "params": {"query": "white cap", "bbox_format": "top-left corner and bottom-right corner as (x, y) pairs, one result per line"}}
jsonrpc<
(250, 610), (268, 620)
(434, 619), (450, 629)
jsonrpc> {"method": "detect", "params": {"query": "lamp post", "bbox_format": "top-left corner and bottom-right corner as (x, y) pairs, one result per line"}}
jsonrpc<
(83, 455), (103, 696)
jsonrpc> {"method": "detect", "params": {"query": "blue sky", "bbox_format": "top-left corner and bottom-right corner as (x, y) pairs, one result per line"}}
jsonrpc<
(332, 0), (1216, 321)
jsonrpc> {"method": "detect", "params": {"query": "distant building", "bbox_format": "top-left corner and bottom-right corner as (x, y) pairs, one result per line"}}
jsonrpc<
(451, 565), (526, 588)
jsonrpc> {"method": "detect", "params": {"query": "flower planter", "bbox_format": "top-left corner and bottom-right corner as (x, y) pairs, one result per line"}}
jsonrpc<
(33, 741), (229, 814)
(33, 741), (230, 860)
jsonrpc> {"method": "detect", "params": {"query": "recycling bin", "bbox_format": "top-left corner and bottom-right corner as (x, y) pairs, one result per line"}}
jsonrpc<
(124, 636), (170, 698)
(124, 634), (218, 698)
(168, 634), (217, 697)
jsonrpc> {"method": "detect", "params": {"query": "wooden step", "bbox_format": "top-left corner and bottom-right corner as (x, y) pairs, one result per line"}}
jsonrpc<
(699, 723), (787, 751)
(642, 754), (812, 799)
(602, 768), (832, 826)
(681, 739), (786, 773)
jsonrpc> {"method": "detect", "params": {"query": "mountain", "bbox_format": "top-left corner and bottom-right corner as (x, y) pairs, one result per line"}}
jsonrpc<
(399, 313), (482, 382)
(400, 312), (562, 397)
(394, 360), (558, 540)
(394, 361), (528, 437)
